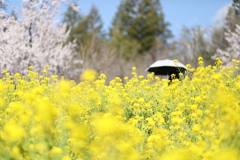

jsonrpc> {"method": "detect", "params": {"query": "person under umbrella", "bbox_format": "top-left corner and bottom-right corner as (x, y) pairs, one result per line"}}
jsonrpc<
(145, 59), (187, 83)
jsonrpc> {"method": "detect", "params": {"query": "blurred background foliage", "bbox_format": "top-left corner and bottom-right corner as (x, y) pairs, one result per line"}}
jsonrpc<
(62, 0), (175, 81)
(3, 0), (240, 82)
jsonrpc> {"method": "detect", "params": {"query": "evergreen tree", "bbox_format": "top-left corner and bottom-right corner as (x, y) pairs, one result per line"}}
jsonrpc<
(85, 5), (104, 37)
(62, 2), (82, 44)
(78, 5), (104, 46)
(62, 3), (114, 76)
(110, 0), (172, 56)
(63, 4), (104, 48)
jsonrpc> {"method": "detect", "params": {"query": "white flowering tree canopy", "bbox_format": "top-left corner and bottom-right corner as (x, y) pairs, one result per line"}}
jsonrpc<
(213, 25), (240, 67)
(0, 0), (81, 79)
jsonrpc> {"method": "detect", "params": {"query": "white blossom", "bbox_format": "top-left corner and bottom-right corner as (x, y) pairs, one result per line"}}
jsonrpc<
(212, 25), (240, 66)
(0, 0), (81, 79)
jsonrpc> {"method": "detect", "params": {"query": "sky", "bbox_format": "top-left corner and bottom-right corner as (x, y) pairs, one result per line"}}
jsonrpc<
(4, 0), (232, 39)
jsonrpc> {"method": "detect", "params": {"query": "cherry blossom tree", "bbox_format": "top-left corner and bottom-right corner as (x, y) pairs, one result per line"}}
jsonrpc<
(0, 0), (82, 79)
(213, 24), (240, 67)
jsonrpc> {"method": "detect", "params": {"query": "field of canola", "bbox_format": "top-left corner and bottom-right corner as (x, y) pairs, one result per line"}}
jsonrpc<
(0, 58), (240, 160)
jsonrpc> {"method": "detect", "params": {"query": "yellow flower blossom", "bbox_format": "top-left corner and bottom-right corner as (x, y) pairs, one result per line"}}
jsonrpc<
(80, 69), (98, 81)
(3, 119), (26, 142)
(0, 59), (238, 159)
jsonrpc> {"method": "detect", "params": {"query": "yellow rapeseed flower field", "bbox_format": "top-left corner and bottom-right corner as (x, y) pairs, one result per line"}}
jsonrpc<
(0, 59), (240, 160)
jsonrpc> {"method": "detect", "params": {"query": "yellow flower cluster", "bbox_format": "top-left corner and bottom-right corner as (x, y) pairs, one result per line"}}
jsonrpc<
(0, 58), (239, 160)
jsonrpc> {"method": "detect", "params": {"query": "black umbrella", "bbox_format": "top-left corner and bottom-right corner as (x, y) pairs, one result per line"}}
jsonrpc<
(146, 59), (187, 76)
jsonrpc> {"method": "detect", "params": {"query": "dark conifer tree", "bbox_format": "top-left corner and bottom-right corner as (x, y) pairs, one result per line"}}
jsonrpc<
(63, 4), (104, 48)
(110, 0), (172, 56)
